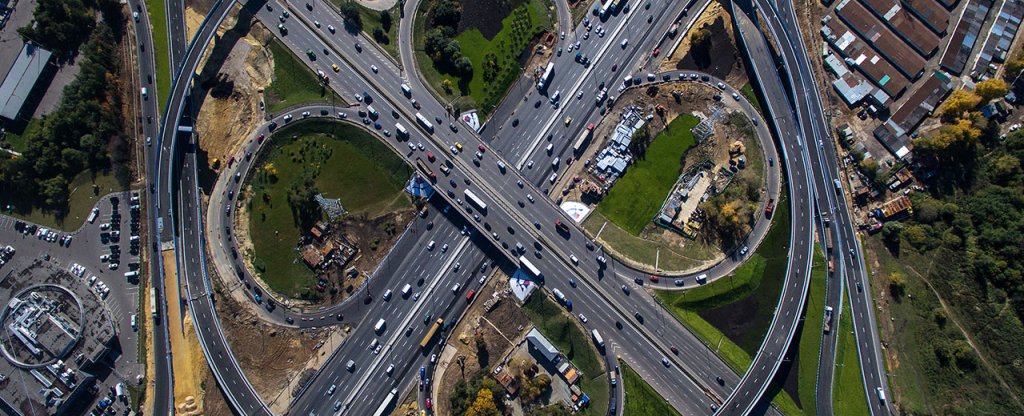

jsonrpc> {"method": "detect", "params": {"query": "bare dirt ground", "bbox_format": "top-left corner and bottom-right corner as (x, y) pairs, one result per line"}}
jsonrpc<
(205, 267), (343, 414)
(162, 250), (209, 415)
(433, 270), (532, 416)
(662, 0), (747, 87)
(187, 7), (274, 171)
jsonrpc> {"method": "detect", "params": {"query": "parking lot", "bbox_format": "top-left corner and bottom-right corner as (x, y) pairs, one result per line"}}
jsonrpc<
(0, 191), (145, 384)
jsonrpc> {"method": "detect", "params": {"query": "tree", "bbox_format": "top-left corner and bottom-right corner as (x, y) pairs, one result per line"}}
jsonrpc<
(338, 1), (362, 29)
(939, 90), (982, 121)
(424, 28), (450, 58)
(372, 27), (386, 42)
(18, 0), (96, 60)
(465, 388), (499, 416)
(975, 78), (1009, 102)
(881, 221), (903, 251)
(888, 271), (907, 299)
(432, 0), (461, 29)
(690, 27), (713, 68)
(379, 9), (392, 31)
(455, 56), (473, 75)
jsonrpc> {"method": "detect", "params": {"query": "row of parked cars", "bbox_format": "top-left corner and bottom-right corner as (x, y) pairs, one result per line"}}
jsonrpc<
(14, 221), (74, 247)
(0, 245), (14, 267)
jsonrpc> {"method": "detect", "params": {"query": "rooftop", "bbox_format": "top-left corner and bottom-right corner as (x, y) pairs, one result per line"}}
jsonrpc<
(902, 0), (951, 34)
(822, 15), (911, 97)
(835, 0), (928, 79)
(860, 0), (942, 56)
(970, 0), (1024, 78)
(0, 44), (52, 120)
(939, 0), (993, 74)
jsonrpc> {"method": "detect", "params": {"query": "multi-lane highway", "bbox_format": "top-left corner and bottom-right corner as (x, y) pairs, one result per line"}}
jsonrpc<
(752, 0), (894, 412)
(257, 2), (796, 414)
(126, 0), (176, 413)
(142, 0), (896, 412)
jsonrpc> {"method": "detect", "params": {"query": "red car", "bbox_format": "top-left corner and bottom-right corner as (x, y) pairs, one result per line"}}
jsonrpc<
(426, 398), (432, 409)
(670, 346), (679, 355)
(587, 123), (595, 131)
(650, 275), (660, 283)
(478, 144), (485, 152)
(257, 134), (265, 143)
(427, 152), (435, 162)
(652, 48), (661, 57)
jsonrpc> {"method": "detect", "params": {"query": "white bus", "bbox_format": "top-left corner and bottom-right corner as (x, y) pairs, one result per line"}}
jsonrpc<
(464, 189), (487, 211)
(519, 255), (543, 279)
(537, 62), (555, 91)
(372, 388), (399, 416)
(415, 112), (434, 133)
(591, 329), (604, 348)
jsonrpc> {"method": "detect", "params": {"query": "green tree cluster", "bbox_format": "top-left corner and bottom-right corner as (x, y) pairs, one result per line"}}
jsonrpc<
(0, 24), (126, 216)
(891, 124), (1024, 392)
(449, 371), (505, 416)
(338, 1), (362, 30)
(18, 0), (100, 60)
(424, 0), (473, 76)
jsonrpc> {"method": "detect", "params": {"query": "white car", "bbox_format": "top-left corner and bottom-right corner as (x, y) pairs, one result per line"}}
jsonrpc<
(301, 111), (310, 118)
(328, 25), (335, 33)
(370, 65), (379, 73)
(578, 313), (588, 323)
(385, 364), (394, 376)
(526, 160), (535, 169)
(441, 243), (449, 252)
(354, 93), (363, 102)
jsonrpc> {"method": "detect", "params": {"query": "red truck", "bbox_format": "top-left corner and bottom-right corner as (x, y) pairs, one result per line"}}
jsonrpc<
(764, 198), (775, 218)
(555, 220), (570, 234)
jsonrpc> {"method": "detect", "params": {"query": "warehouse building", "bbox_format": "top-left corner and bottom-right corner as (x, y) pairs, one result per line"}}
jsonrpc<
(903, 0), (951, 34)
(939, 0), (993, 74)
(822, 15), (911, 97)
(860, 0), (942, 57)
(0, 43), (52, 121)
(836, 0), (928, 79)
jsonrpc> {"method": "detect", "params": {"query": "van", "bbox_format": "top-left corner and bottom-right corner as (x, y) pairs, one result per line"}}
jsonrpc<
(696, 273), (708, 284)
(550, 90), (561, 104)
(141, 87), (148, 99)
(401, 83), (412, 97)
(346, 360), (355, 371)
(546, 143), (554, 154)
(549, 173), (558, 183)
(552, 157), (560, 168)
(621, 39), (629, 48)
(876, 387), (886, 403)
(374, 318), (386, 334)
(124, 271), (139, 279)
(427, 240), (436, 250)
(465, 289), (475, 301)
(402, 284), (412, 297)
(367, 106), (378, 119)
(383, 289), (393, 301)
(833, 178), (842, 192)
(452, 283), (461, 293)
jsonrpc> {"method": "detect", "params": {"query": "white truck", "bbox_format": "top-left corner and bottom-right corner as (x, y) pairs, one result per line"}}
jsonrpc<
(374, 318), (386, 334)
(591, 329), (604, 348)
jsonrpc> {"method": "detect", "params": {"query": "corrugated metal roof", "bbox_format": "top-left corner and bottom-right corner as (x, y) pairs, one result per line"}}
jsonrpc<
(0, 44), (52, 120)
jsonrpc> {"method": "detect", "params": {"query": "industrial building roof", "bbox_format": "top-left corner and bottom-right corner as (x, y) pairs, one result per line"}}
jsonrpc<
(822, 15), (911, 97)
(939, 0), (993, 74)
(0, 44), (51, 120)
(902, 0), (951, 34)
(835, 0), (928, 78)
(860, 0), (942, 56)
(527, 328), (560, 363)
(890, 71), (954, 132)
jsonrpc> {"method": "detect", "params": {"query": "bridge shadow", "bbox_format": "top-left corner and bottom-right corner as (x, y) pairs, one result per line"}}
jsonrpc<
(188, 0), (268, 194)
